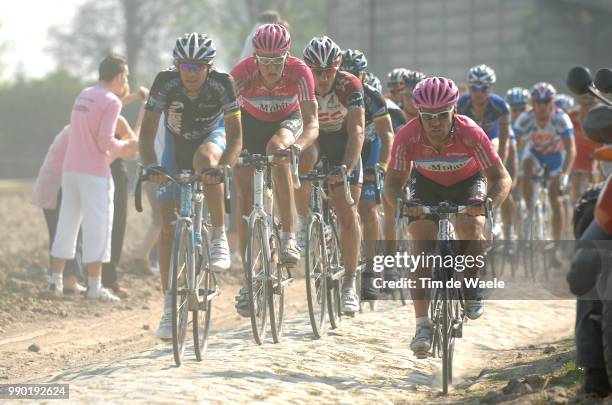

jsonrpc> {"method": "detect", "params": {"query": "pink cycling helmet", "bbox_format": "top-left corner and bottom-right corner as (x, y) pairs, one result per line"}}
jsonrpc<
(252, 24), (291, 56)
(413, 76), (459, 109)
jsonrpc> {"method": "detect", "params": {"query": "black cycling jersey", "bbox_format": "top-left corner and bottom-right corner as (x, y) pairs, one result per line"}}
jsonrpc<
(145, 67), (239, 144)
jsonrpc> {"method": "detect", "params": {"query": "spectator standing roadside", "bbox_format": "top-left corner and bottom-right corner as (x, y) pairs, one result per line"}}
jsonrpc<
(32, 126), (85, 295)
(48, 54), (139, 302)
(101, 86), (148, 298)
(238, 10), (280, 62)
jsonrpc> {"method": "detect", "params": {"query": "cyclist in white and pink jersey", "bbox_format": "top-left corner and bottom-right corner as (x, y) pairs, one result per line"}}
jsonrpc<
(295, 36), (366, 313)
(230, 24), (319, 317)
(515, 82), (576, 241)
(384, 77), (511, 358)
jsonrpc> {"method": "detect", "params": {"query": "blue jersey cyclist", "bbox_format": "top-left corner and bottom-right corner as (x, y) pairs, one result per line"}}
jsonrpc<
(340, 49), (406, 300)
(458, 64), (515, 239)
(139, 33), (243, 340)
(515, 82), (576, 241)
(457, 64), (512, 163)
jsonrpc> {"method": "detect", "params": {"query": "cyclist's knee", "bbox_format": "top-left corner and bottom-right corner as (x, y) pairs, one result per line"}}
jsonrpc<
(456, 217), (485, 240)
(298, 145), (318, 173)
(358, 202), (378, 222)
(194, 146), (220, 170)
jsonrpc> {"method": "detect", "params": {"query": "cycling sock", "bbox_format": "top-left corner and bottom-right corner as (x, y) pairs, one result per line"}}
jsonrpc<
(212, 225), (226, 240)
(281, 231), (296, 243)
(50, 272), (63, 290)
(416, 316), (431, 327)
(342, 273), (357, 290)
(88, 276), (102, 292)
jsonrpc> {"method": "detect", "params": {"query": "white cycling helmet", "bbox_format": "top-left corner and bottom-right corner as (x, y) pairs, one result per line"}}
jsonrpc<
(303, 36), (342, 68)
(173, 33), (216, 63)
(467, 64), (496, 85)
(387, 68), (408, 85)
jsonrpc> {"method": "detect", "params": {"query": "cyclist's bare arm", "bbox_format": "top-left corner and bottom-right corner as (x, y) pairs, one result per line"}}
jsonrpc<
(383, 167), (412, 237)
(219, 112), (242, 167)
(561, 135), (576, 175)
(373, 114), (394, 166)
(483, 161), (512, 209)
(139, 110), (162, 166)
(343, 107), (365, 172)
(294, 100), (319, 151)
(498, 116), (511, 164)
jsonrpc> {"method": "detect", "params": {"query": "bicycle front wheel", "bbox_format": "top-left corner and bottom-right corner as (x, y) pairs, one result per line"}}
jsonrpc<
(246, 216), (268, 345)
(194, 229), (215, 361)
(170, 223), (190, 366)
(269, 218), (286, 343)
(305, 216), (327, 338)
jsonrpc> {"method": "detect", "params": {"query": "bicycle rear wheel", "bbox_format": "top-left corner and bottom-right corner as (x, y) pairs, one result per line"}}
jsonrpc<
(442, 285), (452, 395)
(305, 216), (327, 338)
(269, 218), (286, 343)
(246, 217), (268, 345)
(170, 223), (190, 366)
(194, 229), (215, 361)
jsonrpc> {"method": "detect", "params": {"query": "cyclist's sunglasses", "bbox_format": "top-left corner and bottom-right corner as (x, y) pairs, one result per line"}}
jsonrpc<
(510, 104), (527, 112)
(308, 65), (338, 77)
(255, 53), (287, 65)
(419, 106), (454, 121)
(533, 97), (553, 105)
(470, 84), (491, 92)
(177, 62), (209, 72)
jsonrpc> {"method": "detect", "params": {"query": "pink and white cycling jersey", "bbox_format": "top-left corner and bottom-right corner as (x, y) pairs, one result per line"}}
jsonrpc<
(389, 114), (501, 187)
(231, 56), (315, 122)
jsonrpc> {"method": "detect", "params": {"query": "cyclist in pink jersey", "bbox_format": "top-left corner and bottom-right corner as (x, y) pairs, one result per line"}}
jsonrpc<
(230, 24), (319, 317)
(384, 77), (511, 358)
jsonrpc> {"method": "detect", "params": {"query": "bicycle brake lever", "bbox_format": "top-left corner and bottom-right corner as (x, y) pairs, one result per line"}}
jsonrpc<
(135, 164), (144, 213)
(223, 165), (232, 214)
(290, 144), (301, 189)
(340, 165), (355, 206)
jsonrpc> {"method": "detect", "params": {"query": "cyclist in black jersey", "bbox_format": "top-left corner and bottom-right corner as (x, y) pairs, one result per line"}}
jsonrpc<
(139, 33), (243, 340)
(340, 49), (401, 300)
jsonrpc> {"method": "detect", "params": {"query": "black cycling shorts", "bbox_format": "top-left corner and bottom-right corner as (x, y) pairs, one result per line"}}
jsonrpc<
(241, 109), (303, 155)
(407, 170), (487, 221)
(318, 129), (363, 185)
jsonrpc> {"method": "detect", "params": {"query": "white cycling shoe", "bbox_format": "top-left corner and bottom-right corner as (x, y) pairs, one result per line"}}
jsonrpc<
(156, 294), (173, 341)
(341, 287), (360, 314)
(410, 323), (434, 359)
(210, 235), (231, 272)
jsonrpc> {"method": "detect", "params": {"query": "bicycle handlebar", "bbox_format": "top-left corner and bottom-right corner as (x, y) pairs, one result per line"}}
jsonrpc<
(134, 165), (232, 214)
(237, 146), (301, 189)
(298, 164), (355, 206)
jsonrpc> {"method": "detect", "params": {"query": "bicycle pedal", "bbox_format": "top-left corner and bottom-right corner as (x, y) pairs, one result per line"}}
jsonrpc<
(342, 311), (356, 317)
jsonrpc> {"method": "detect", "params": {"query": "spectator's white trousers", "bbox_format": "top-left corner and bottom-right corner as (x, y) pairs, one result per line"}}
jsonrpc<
(51, 171), (114, 263)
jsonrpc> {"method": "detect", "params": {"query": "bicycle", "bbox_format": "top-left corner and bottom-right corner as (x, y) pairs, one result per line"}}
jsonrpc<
(522, 166), (553, 281)
(301, 159), (356, 337)
(396, 199), (491, 395)
(238, 146), (299, 345)
(358, 163), (388, 312)
(135, 165), (231, 366)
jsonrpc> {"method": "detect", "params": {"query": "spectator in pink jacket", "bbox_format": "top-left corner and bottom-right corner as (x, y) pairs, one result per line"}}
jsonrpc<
(48, 54), (138, 301)
(32, 126), (85, 295)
